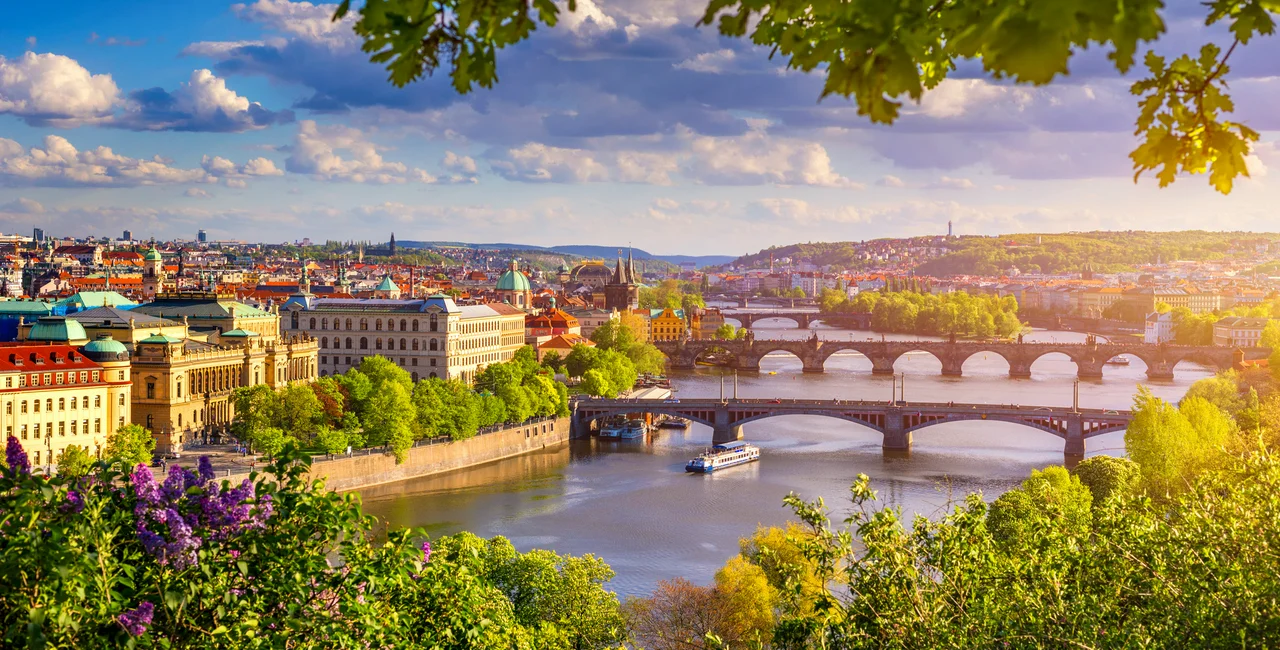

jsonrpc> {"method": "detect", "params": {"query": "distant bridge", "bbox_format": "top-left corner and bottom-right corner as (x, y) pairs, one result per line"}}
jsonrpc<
(573, 397), (1132, 458)
(654, 337), (1267, 380)
(718, 310), (874, 330)
(704, 294), (818, 309)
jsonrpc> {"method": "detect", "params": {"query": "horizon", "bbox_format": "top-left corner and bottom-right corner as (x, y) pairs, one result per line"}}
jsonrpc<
(4, 0), (1279, 255)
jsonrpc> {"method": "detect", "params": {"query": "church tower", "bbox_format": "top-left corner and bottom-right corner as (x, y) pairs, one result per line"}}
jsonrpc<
(604, 249), (639, 312)
(389, 233), (397, 256)
(142, 246), (166, 299)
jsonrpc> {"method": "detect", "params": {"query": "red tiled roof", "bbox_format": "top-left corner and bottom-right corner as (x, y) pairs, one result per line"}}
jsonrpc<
(0, 344), (103, 373)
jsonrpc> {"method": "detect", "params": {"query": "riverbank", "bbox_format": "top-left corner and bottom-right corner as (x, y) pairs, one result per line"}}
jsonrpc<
(225, 416), (571, 492)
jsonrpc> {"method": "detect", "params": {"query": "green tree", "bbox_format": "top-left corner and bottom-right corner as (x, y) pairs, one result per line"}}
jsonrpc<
(712, 555), (777, 647)
(542, 351), (564, 373)
(579, 369), (612, 398)
(253, 426), (293, 458)
(1072, 455), (1141, 505)
(1183, 373), (1246, 416)
(278, 384), (325, 442)
(986, 465), (1093, 550)
(103, 423), (156, 467)
(315, 426), (349, 455)
(55, 445), (94, 478)
(1263, 320), (1280, 379)
(565, 345), (601, 379)
(1126, 388), (1235, 494)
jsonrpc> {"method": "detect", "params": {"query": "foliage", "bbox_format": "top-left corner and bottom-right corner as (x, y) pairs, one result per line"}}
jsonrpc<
(1126, 387), (1237, 494)
(103, 423), (156, 467)
(624, 558), (778, 650)
(1071, 455), (1140, 506)
(738, 524), (821, 616)
(579, 369), (613, 398)
(639, 279), (705, 313)
(315, 425), (349, 455)
(55, 445), (94, 478)
(591, 315), (667, 374)
(986, 466), (1093, 550)
(567, 344), (640, 396)
(0, 440), (626, 648)
(822, 289), (1023, 338)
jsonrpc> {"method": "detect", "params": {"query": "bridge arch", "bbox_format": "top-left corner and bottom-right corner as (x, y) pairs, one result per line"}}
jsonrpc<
(730, 410), (888, 434)
(956, 347), (1018, 375)
(575, 406), (717, 430)
(888, 347), (946, 374)
(1026, 348), (1086, 378)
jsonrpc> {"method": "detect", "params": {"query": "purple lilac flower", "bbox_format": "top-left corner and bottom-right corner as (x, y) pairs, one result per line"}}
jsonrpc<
(118, 602), (154, 636)
(5, 436), (29, 476)
(62, 490), (84, 514)
(421, 540), (431, 564)
(197, 456), (216, 482)
(160, 465), (195, 502)
(131, 465), (161, 512)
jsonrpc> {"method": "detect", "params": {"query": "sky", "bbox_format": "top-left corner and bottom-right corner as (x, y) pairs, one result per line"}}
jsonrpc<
(1, 0), (1278, 256)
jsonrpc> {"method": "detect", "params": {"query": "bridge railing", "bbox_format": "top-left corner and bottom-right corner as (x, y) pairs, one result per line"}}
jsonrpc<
(574, 396), (1129, 417)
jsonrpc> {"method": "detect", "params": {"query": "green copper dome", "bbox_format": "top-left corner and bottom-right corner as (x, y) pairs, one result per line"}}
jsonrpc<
(28, 316), (89, 343)
(496, 262), (531, 292)
(144, 247), (163, 262)
(375, 276), (399, 292)
(81, 334), (130, 362)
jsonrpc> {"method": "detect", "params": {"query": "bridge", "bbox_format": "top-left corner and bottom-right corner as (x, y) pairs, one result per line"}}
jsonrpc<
(704, 294), (818, 309)
(572, 397), (1132, 458)
(655, 337), (1267, 380)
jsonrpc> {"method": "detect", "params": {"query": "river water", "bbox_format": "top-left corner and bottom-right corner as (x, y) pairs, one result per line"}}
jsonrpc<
(359, 323), (1208, 596)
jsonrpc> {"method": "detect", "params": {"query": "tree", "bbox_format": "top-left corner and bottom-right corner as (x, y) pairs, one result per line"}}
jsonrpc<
(590, 318), (638, 353)
(542, 351), (564, 373)
(738, 524), (821, 616)
(231, 384), (281, 446)
(315, 426), (349, 455)
(252, 426), (293, 459)
(711, 555), (777, 647)
(363, 381), (416, 460)
(565, 345), (601, 379)
(103, 423), (155, 467)
(579, 369), (612, 398)
(55, 445), (94, 478)
(1126, 388), (1235, 495)
(278, 384), (325, 442)
(624, 578), (731, 650)
(1073, 456), (1141, 505)
(1183, 373), (1246, 416)
(1263, 320), (1280, 380)
(713, 323), (738, 341)
(986, 465), (1093, 550)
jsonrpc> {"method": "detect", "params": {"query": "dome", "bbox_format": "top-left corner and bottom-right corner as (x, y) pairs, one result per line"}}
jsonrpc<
(28, 316), (89, 344)
(81, 334), (130, 362)
(496, 261), (532, 292)
(376, 275), (399, 292)
(144, 247), (163, 262)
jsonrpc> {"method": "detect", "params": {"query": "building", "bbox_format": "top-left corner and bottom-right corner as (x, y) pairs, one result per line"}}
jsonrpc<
(373, 275), (402, 300)
(494, 260), (533, 310)
(125, 293), (319, 451)
(123, 230), (133, 241)
(33, 227), (45, 243)
(691, 307), (726, 340)
(604, 251), (640, 312)
(1212, 317), (1275, 347)
(647, 308), (687, 342)
(283, 293), (526, 384)
(141, 247), (171, 299)
(2, 330), (133, 473)
(565, 308), (617, 338)
(197, 229), (207, 244)
(1144, 312), (1174, 344)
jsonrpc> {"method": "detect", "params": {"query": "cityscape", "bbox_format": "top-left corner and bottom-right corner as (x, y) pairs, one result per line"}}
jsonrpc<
(4, 0), (1280, 648)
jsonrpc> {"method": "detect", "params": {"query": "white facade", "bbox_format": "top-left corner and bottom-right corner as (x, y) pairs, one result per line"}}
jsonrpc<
(1144, 312), (1174, 344)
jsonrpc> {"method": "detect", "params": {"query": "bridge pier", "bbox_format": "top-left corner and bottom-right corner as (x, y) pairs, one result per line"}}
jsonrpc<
(1064, 415), (1085, 461)
(712, 406), (743, 445)
(1076, 361), (1104, 380)
(1008, 362), (1032, 379)
(882, 409), (912, 452)
(871, 357), (896, 376)
(801, 358), (825, 373)
(1145, 362), (1174, 381)
(940, 358), (964, 377)
(570, 412), (592, 439)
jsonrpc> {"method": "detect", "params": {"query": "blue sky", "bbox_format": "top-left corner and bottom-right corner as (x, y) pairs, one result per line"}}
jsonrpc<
(2, 0), (1278, 256)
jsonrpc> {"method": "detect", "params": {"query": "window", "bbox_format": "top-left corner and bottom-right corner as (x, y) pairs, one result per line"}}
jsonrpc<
(21, 424), (27, 440)
(346, 337), (353, 350)
(19, 375), (26, 387)
(360, 318), (368, 330)
(178, 414), (182, 427)
(95, 419), (101, 433)
(430, 314), (438, 331)
(400, 338), (407, 351)
(412, 320), (419, 331)
(146, 381), (156, 399)
(412, 339), (419, 351)
(430, 358), (437, 367)
(59, 422), (65, 436)
(412, 358), (418, 366)
(71, 397), (77, 410)
(400, 319), (407, 331)
(43, 373), (51, 385)
(430, 339), (438, 351)
(21, 401), (27, 413)
(80, 371), (88, 382)
(321, 337), (328, 349)
(310, 317), (316, 329)
(388, 319), (395, 332)
(71, 420), (77, 435)
(376, 319), (382, 330)
(322, 318), (329, 330)
(146, 414), (153, 429)
(56, 373), (64, 385)
(345, 318), (353, 330)
(177, 380), (183, 398)
(58, 398), (65, 411)
(360, 337), (368, 350)
(376, 338), (383, 350)
(119, 394), (125, 406)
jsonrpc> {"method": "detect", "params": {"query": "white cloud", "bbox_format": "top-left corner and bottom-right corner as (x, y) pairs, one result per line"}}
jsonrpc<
(926, 176), (976, 190)
(232, 0), (357, 47)
(911, 79), (1031, 119)
(674, 49), (736, 74)
(0, 135), (214, 187)
(120, 69), (290, 132)
(685, 125), (860, 188)
(185, 188), (213, 198)
(877, 175), (906, 188)
(181, 40), (269, 58)
(442, 151), (477, 175)
(557, 0), (618, 37)
(24, 37), (36, 49)
(0, 52), (119, 126)
(747, 198), (867, 224)
(200, 155), (282, 186)
(489, 143), (612, 183)
(285, 120), (438, 184)
(1, 197), (44, 213)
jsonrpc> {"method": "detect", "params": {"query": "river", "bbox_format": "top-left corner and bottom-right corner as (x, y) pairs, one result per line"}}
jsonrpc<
(359, 324), (1208, 597)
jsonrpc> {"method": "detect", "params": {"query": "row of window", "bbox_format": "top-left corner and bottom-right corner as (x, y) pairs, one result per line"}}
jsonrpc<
(5, 394), (115, 414)
(9, 418), (106, 439)
(321, 337), (441, 352)
(321, 355), (438, 367)
(3, 371), (102, 389)
(299, 315), (440, 332)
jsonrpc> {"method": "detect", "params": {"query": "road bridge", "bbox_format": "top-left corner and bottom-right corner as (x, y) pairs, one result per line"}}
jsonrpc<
(572, 397), (1132, 459)
(654, 337), (1266, 380)
(722, 311), (872, 330)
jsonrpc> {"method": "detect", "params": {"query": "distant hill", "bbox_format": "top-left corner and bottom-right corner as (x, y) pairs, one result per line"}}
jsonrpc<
(397, 241), (735, 268)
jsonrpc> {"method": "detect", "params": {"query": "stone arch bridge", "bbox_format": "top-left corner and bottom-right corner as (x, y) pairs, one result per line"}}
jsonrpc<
(721, 311), (873, 330)
(655, 338), (1266, 380)
(573, 397), (1132, 459)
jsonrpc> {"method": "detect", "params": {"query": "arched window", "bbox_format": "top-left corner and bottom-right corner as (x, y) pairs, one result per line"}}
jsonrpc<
(429, 372), (437, 379)
(146, 381), (155, 399)
(400, 319), (408, 331)
(309, 318), (316, 329)
(430, 314), (438, 331)
(345, 318), (353, 330)
(412, 320), (419, 331)
(178, 413), (182, 427)
(146, 414), (154, 429)
(290, 311), (299, 329)
(345, 337), (353, 349)
(360, 318), (368, 330)
(412, 372), (419, 381)
(387, 319), (395, 331)
(400, 338), (407, 351)
(376, 338), (383, 350)
(322, 318), (328, 330)
(321, 337), (328, 349)
(430, 339), (438, 351)
(176, 379), (183, 398)
(412, 339), (419, 351)
(376, 319), (382, 330)
(360, 337), (368, 350)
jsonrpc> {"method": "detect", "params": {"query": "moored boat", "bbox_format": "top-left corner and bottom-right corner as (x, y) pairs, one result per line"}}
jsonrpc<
(658, 416), (690, 429)
(1105, 356), (1131, 366)
(598, 417), (628, 438)
(685, 441), (760, 473)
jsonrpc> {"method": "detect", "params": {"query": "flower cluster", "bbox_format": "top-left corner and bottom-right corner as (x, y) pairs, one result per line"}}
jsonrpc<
(117, 602), (154, 636)
(130, 460), (273, 569)
(5, 436), (29, 476)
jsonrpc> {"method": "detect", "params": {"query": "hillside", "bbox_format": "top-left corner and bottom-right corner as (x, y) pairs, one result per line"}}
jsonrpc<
(399, 241), (734, 268)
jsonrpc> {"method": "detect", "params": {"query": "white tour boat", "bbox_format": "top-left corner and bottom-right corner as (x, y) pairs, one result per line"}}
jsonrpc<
(685, 441), (760, 473)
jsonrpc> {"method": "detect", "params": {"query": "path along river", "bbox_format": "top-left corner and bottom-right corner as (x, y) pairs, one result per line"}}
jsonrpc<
(360, 324), (1209, 596)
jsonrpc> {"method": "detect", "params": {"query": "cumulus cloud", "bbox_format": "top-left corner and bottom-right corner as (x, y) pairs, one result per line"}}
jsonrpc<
(926, 176), (976, 190)
(674, 49), (736, 73)
(877, 175), (906, 188)
(0, 52), (119, 126)
(747, 198), (867, 224)
(489, 143), (612, 183)
(1, 197), (44, 213)
(119, 69), (293, 132)
(557, 0), (619, 37)
(185, 187), (213, 198)
(0, 135), (278, 188)
(232, 0), (357, 47)
(685, 124), (860, 187)
(285, 120), (439, 183)
(200, 155), (283, 185)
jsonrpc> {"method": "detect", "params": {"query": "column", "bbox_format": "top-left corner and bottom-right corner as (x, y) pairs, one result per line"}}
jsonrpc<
(1064, 415), (1085, 460)
(882, 407), (912, 453)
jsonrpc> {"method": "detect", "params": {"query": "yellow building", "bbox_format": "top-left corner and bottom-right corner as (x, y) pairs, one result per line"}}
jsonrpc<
(1, 334), (132, 473)
(647, 308), (687, 342)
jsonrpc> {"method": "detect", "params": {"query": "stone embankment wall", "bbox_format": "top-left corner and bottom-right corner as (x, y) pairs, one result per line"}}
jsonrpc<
(229, 417), (570, 492)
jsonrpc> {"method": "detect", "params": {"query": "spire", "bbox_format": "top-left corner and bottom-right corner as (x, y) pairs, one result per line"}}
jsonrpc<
(613, 249), (625, 285)
(626, 245), (635, 284)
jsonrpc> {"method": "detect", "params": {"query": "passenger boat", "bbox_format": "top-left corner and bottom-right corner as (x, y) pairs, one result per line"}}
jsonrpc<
(658, 416), (690, 429)
(598, 417), (628, 439)
(685, 441), (760, 473)
(600, 418), (647, 439)
(1105, 356), (1131, 366)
